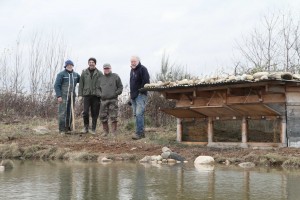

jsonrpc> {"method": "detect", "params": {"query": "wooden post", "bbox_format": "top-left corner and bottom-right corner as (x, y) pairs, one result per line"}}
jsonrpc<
(176, 118), (182, 142)
(242, 117), (247, 143)
(71, 92), (75, 132)
(281, 116), (287, 146)
(208, 117), (213, 143)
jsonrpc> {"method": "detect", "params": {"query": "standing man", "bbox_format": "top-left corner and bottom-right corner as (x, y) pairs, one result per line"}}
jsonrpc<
(99, 63), (123, 137)
(54, 60), (80, 134)
(129, 56), (150, 140)
(78, 58), (103, 134)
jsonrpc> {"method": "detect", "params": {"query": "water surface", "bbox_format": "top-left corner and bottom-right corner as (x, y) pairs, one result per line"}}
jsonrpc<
(0, 160), (300, 200)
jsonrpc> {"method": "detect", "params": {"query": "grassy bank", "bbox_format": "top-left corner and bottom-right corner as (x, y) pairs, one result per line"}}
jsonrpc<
(1, 118), (300, 168)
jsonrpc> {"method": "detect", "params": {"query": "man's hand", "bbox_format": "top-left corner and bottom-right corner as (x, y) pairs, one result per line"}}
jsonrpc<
(78, 96), (83, 101)
(57, 97), (63, 104)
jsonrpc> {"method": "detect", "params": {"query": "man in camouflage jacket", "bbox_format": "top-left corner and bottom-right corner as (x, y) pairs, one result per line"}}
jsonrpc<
(78, 58), (103, 134)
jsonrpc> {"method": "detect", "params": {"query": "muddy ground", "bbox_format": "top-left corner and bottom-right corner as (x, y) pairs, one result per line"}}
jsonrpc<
(1, 118), (300, 168)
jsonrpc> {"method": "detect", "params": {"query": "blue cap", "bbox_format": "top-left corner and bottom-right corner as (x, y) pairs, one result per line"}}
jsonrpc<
(64, 60), (74, 68)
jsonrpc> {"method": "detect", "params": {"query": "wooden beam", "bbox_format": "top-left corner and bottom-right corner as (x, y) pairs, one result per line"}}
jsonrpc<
(286, 86), (300, 92)
(208, 117), (214, 143)
(281, 116), (287, 145)
(180, 141), (208, 145)
(242, 116), (248, 144)
(265, 85), (286, 93)
(176, 118), (182, 142)
(176, 94), (286, 107)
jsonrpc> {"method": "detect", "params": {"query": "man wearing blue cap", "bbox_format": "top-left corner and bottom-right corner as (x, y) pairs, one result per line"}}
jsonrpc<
(54, 60), (80, 134)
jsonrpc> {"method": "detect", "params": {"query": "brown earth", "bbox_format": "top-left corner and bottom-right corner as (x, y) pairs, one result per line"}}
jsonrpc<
(1, 118), (300, 167)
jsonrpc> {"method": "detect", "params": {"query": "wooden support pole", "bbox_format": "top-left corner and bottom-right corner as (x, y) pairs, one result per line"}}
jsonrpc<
(176, 118), (182, 142)
(208, 117), (214, 143)
(242, 116), (248, 143)
(281, 116), (287, 146)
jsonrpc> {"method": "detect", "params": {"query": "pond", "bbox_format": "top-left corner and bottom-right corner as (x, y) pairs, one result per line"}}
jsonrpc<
(1, 160), (300, 200)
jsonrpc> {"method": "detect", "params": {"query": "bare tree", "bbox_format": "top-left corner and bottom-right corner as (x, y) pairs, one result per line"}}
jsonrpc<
(235, 11), (300, 74)
(0, 49), (11, 92)
(29, 31), (45, 101)
(155, 52), (192, 82)
(11, 32), (24, 94)
(44, 31), (67, 97)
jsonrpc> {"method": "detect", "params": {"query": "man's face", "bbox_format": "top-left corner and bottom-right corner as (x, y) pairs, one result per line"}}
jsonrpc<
(103, 67), (111, 75)
(130, 58), (139, 69)
(88, 60), (96, 69)
(66, 64), (74, 71)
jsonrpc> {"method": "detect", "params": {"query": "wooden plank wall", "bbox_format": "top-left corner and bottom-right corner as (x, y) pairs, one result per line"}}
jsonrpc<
(286, 92), (300, 137)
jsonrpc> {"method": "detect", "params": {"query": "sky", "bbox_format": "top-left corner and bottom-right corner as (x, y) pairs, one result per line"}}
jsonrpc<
(1, 0), (300, 86)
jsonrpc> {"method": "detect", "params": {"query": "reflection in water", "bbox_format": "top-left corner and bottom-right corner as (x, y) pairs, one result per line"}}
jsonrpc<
(58, 165), (72, 200)
(1, 161), (300, 200)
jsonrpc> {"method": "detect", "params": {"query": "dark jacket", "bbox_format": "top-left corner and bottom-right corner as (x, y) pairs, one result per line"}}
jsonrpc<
(130, 62), (150, 99)
(54, 69), (80, 98)
(78, 68), (103, 97)
(99, 72), (123, 100)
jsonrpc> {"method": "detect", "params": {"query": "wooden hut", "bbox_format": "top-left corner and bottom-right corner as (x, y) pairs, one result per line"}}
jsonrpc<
(142, 74), (300, 148)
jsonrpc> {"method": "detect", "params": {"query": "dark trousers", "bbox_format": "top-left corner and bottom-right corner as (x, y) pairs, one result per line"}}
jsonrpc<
(83, 96), (100, 130)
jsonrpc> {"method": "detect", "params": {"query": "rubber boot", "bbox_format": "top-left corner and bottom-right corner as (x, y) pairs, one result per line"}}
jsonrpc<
(102, 122), (109, 137)
(91, 118), (97, 135)
(111, 122), (118, 137)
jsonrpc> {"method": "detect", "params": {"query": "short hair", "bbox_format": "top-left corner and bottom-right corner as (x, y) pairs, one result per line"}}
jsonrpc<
(131, 56), (140, 62)
(88, 57), (97, 64)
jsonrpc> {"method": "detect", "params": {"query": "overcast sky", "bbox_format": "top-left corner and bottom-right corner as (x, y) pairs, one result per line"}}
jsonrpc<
(1, 0), (300, 86)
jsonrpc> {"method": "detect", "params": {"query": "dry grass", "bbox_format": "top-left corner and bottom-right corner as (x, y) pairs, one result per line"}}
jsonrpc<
(282, 157), (300, 168)
(63, 150), (98, 161)
(1, 117), (300, 168)
(0, 143), (22, 159)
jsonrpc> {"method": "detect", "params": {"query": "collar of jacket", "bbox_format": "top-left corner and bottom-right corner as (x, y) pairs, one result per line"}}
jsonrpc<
(132, 62), (142, 71)
(85, 68), (99, 76)
(104, 72), (112, 76)
(65, 69), (73, 74)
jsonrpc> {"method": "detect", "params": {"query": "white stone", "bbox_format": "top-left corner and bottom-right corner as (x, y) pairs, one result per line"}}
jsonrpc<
(151, 160), (157, 164)
(238, 162), (255, 168)
(0, 166), (4, 172)
(130, 147), (137, 151)
(162, 147), (172, 153)
(155, 155), (163, 161)
(293, 74), (300, 79)
(151, 155), (162, 161)
(269, 72), (283, 79)
(167, 159), (176, 163)
(183, 161), (188, 163)
(157, 161), (162, 164)
(260, 75), (269, 80)
(245, 75), (254, 80)
(253, 72), (269, 79)
(194, 164), (215, 172)
(176, 161), (181, 163)
(101, 157), (113, 163)
(225, 160), (230, 165)
(139, 156), (151, 163)
(194, 156), (215, 165)
(161, 152), (171, 159)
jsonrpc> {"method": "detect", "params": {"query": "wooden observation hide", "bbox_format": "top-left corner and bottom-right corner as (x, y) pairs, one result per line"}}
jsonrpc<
(142, 76), (300, 148)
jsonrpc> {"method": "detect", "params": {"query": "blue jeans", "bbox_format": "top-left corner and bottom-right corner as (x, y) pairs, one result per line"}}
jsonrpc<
(131, 94), (147, 136)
